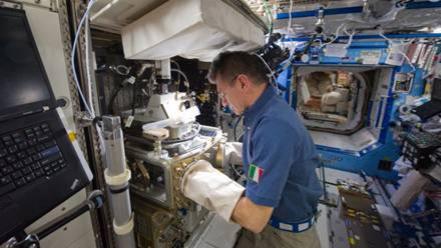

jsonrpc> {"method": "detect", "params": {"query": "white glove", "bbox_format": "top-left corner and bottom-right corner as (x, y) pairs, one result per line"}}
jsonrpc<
(224, 142), (243, 166)
(181, 160), (245, 222)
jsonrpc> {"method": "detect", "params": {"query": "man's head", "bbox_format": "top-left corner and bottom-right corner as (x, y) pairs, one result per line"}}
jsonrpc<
(208, 51), (269, 115)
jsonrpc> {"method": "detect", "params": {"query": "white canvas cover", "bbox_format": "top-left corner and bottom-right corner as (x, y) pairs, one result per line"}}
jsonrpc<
(121, 0), (265, 61)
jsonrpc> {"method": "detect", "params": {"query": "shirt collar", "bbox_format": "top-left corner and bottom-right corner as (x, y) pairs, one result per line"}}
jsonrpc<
(243, 85), (276, 127)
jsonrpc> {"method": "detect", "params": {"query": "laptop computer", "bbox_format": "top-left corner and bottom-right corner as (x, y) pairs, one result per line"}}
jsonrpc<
(411, 78), (441, 120)
(0, 7), (93, 244)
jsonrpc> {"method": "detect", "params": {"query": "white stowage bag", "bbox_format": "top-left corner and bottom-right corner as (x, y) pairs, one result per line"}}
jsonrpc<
(121, 0), (264, 61)
(321, 91), (343, 105)
(181, 160), (245, 222)
(390, 170), (429, 210)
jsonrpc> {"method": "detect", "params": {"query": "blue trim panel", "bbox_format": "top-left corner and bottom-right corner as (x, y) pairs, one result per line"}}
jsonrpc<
(316, 145), (361, 157)
(276, 1), (441, 20)
(283, 37), (315, 42)
(378, 69), (398, 143)
(323, 6), (364, 15)
(379, 96), (394, 143)
(276, 6), (363, 19)
(347, 45), (388, 49)
(405, 1), (441, 9)
(316, 142), (384, 157)
(283, 33), (441, 42)
(277, 10), (318, 19)
(337, 33), (441, 40)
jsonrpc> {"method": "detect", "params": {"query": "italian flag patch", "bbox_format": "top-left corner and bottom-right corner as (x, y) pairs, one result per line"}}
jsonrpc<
(248, 164), (264, 183)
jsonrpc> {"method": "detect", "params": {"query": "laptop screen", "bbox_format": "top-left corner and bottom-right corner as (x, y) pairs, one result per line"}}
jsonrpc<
(432, 78), (441, 101)
(0, 10), (52, 113)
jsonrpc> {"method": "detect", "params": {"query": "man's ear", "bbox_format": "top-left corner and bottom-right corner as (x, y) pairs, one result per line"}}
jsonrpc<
(237, 74), (251, 91)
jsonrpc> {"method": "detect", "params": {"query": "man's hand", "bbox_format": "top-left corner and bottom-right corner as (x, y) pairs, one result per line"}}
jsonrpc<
(232, 197), (273, 233)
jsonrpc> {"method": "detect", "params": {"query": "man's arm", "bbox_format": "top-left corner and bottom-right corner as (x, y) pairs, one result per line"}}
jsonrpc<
(231, 118), (297, 233)
(232, 196), (273, 233)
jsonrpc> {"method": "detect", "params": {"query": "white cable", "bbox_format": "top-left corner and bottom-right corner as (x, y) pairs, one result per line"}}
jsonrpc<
(287, 0), (294, 35)
(379, 31), (416, 72)
(343, 25), (355, 49)
(321, 23), (346, 48)
(170, 60), (182, 82)
(115, 65), (130, 75)
(170, 68), (190, 91)
(345, 31), (355, 49)
(71, 0), (97, 117)
(69, 1), (116, 172)
(254, 53), (280, 95)
(85, 15), (95, 117)
(71, 1), (108, 159)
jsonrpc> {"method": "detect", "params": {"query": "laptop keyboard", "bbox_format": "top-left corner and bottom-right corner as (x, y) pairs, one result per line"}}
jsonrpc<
(0, 122), (67, 196)
(412, 101), (441, 119)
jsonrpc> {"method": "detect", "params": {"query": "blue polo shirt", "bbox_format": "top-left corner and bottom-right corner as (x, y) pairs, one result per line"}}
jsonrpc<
(242, 85), (322, 223)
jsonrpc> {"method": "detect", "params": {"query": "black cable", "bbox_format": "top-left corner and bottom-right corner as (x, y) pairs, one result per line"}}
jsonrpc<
(108, 85), (124, 114)
(292, 24), (322, 63)
(233, 114), (243, 141)
(131, 79), (137, 116)
(294, 32), (318, 62)
(131, 67), (152, 116)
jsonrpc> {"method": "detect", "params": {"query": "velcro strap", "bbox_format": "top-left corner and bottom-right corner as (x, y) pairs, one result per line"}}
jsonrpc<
(269, 216), (315, 233)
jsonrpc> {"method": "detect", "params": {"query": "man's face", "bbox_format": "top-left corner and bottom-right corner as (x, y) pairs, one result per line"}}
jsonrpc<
(216, 74), (246, 115)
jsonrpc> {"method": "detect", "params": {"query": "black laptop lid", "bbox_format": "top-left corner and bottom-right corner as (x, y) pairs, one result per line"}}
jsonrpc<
(0, 8), (56, 121)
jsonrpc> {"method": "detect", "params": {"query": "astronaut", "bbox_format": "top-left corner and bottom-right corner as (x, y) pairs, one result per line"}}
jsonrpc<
(182, 51), (322, 248)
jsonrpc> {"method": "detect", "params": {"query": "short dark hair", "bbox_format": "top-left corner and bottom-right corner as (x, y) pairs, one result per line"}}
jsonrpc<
(207, 51), (269, 85)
